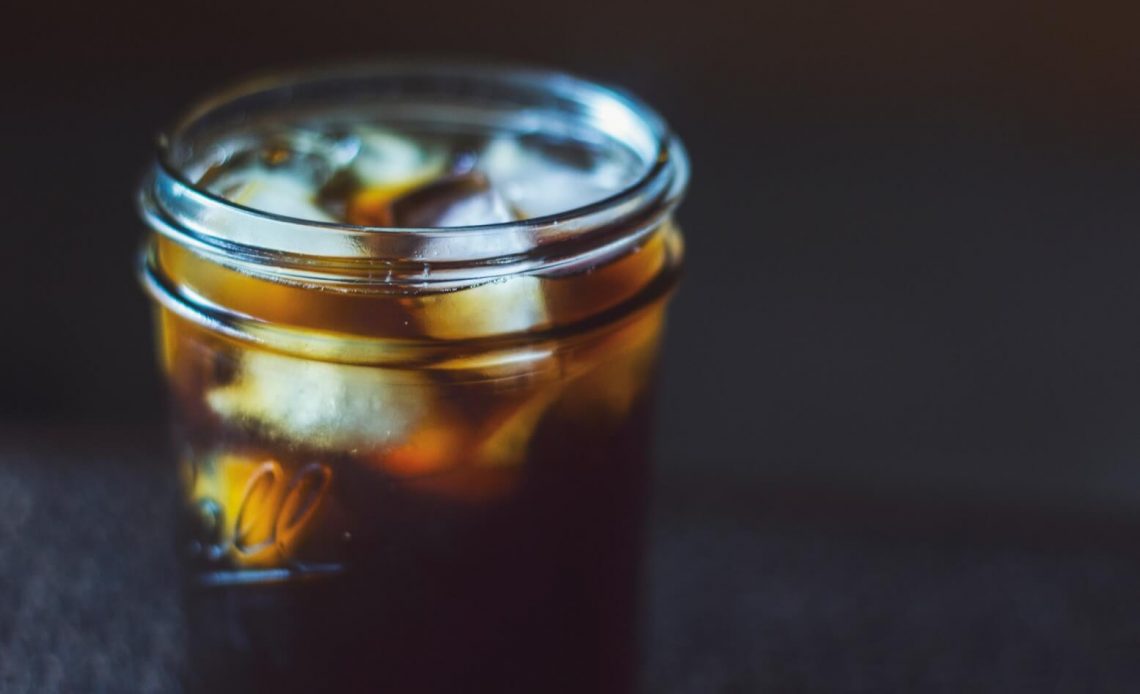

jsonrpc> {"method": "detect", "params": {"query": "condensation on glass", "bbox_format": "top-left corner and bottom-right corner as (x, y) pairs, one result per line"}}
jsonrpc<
(137, 63), (688, 694)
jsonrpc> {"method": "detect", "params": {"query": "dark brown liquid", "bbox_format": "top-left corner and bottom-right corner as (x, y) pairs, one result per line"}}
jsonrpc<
(180, 394), (653, 693)
(151, 203), (679, 693)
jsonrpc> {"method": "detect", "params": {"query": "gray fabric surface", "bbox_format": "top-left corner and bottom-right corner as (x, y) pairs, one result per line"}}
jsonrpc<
(2, 428), (1139, 693)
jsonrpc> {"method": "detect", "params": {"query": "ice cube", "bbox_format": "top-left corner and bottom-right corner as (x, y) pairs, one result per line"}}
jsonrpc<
(557, 309), (664, 423)
(259, 128), (359, 173)
(472, 390), (558, 468)
(356, 174), (543, 336)
(349, 126), (446, 187)
(338, 127), (449, 225)
(384, 173), (545, 337)
(209, 168), (336, 222)
(409, 276), (548, 339)
(479, 134), (638, 218)
(207, 350), (432, 451)
(202, 165), (375, 254)
(198, 127), (361, 222)
(372, 376), (557, 481)
(380, 423), (466, 478)
(379, 392), (554, 504)
(388, 171), (515, 227)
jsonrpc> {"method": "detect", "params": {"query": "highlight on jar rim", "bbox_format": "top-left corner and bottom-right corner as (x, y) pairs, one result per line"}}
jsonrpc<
(140, 63), (688, 276)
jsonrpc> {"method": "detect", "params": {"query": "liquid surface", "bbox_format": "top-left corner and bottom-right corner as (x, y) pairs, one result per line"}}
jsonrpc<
(190, 123), (647, 226)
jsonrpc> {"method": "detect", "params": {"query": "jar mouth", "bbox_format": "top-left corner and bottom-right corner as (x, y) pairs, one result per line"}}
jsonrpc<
(140, 61), (688, 282)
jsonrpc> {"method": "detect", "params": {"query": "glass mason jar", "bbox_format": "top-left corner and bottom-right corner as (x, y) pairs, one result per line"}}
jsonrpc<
(137, 64), (687, 694)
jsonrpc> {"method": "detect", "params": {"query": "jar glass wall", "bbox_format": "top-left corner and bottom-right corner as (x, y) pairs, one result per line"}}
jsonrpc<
(138, 63), (687, 694)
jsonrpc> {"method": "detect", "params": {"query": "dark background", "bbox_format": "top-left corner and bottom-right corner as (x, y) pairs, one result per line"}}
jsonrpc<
(6, 0), (1140, 689)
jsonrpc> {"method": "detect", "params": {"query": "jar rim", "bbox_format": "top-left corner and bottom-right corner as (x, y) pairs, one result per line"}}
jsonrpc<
(140, 61), (688, 281)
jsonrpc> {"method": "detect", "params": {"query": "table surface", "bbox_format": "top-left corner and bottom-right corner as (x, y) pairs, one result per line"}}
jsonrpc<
(2, 427), (1139, 694)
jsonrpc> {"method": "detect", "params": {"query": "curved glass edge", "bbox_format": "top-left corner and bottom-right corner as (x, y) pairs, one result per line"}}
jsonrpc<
(138, 239), (683, 366)
(140, 63), (690, 274)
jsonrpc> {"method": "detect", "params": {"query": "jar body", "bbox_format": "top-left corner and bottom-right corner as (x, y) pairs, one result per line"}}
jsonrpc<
(149, 223), (681, 694)
(139, 64), (687, 694)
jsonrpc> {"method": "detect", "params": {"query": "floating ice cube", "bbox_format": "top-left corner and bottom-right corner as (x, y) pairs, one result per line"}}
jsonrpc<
(388, 172), (515, 227)
(377, 389), (555, 503)
(198, 127), (361, 221)
(473, 390), (558, 468)
(207, 350), (431, 451)
(479, 134), (639, 218)
(209, 168), (336, 222)
(384, 174), (545, 337)
(334, 126), (451, 226)
(410, 276), (548, 339)
(349, 126), (446, 187)
(202, 166), (374, 255)
(558, 310), (663, 422)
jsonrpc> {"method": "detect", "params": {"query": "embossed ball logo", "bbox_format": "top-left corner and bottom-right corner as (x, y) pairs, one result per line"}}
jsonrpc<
(234, 461), (332, 560)
(190, 460), (333, 568)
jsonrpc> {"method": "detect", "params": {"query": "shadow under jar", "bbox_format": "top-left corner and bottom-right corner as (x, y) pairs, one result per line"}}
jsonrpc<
(137, 63), (688, 694)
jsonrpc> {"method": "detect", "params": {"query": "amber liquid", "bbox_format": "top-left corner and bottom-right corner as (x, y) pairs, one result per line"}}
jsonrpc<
(154, 220), (680, 693)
